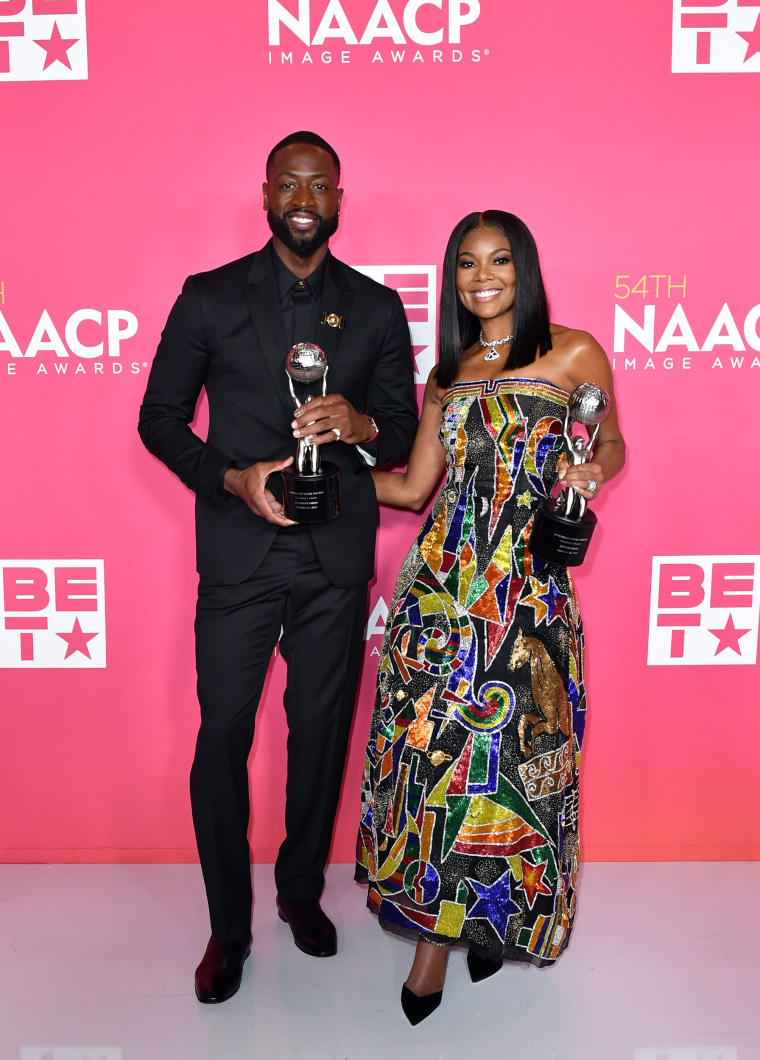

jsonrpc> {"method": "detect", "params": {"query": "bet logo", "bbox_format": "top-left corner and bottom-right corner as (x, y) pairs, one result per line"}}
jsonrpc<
(0, 0), (88, 82)
(648, 556), (759, 666)
(1, 560), (105, 668)
(672, 0), (760, 73)
(355, 266), (436, 384)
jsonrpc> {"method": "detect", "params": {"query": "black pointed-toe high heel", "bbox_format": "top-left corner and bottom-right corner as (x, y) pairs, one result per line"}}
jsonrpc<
(401, 983), (443, 1025)
(466, 949), (502, 983)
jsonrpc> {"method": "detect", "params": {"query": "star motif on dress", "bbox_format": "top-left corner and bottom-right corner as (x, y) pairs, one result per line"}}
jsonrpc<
(517, 491), (533, 508)
(466, 870), (520, 940)
(738, 13), (760, 62)
(538, 577), (568, 626)
(517, 858), (552, 909)
(708, 614), (752, 656)
(56, 617), (98, 659)
(34, 22), (78, 71)
(520, 577), (550, 624)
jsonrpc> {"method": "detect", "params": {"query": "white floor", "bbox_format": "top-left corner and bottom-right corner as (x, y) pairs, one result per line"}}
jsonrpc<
(0, 863), (757, 1060)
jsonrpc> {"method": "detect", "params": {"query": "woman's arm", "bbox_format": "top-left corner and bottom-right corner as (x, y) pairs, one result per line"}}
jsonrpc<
(371, 372), (447, 510)
(559, 332), (626, 499)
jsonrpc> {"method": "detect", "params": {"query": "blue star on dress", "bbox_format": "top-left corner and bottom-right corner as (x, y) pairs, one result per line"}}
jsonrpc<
(466, 870), (520, 940)
(539, 577), (569, 626)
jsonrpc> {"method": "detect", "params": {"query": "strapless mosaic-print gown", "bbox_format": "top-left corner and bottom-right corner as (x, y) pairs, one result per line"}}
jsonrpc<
(356, 378), (587, 964)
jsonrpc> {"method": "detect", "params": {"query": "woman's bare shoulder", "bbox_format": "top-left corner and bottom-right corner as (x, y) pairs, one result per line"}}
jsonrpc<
(549, 324), (612, 387)
(549, 324), (604, 357)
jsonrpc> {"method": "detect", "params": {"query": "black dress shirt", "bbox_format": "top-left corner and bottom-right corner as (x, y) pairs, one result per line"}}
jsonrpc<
(271, 243), (329, 349)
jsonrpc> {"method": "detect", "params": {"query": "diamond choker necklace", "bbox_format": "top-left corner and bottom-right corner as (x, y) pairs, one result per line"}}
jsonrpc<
(479, 331), (514, 362)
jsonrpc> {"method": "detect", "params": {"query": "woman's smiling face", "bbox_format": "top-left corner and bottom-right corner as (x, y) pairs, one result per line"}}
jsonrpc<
(455, 225), (516, 329)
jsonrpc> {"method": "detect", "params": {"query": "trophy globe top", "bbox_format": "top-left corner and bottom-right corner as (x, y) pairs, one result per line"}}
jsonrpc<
(286, 343), (328, 384)
(568, 382), (610, 426)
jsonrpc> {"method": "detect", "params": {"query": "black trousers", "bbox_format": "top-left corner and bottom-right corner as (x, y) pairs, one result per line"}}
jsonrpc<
(190, 526), (368, 942)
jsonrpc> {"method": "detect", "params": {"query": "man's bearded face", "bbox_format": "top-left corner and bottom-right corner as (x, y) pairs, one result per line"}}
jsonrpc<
(264, 142), (342, 260)
(267, 206), (339, 259)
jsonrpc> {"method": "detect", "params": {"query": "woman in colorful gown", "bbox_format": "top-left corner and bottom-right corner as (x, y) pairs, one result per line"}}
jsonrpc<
(355, 211), (625, 1024)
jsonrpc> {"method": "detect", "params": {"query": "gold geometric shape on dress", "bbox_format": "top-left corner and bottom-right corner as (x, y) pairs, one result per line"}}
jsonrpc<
(520, 577), (550, 625)
(427, 750), (453, 767)
(436, 900), (466, 938)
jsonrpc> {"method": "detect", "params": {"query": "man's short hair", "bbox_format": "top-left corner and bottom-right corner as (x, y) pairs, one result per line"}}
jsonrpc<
(266, 131), (341, 178)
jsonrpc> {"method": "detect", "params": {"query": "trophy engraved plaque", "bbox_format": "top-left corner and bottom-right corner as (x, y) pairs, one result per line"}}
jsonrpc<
(529, 383), (610, 566)
(281, 342), (341, 523)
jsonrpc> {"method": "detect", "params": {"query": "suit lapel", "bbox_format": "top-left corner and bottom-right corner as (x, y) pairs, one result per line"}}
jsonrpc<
(241, 244), (294, 415)
(316, 256), (355, 378)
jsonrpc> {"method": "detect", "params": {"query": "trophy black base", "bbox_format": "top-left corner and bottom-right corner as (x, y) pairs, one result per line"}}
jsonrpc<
(282, 462), (341, 523)
(529, 503), (598, 567)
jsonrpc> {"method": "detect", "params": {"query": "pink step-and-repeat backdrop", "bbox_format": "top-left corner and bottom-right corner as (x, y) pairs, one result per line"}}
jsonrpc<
(2, 0), (759, 864)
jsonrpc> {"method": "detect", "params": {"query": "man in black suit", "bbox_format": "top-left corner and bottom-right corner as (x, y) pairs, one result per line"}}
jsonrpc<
(138, 131), (417, 1003)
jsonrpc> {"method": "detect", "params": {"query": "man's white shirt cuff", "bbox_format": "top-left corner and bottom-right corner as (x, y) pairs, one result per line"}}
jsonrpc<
(356, 445), (376, 466)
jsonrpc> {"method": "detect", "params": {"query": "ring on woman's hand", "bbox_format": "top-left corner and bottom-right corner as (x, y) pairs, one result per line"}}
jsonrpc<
(333, 427), (341, 441)
(586, 478), (597, 493)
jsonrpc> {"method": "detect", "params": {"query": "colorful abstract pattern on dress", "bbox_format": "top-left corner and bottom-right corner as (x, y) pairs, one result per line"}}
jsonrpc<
(356, 378), (587, 964)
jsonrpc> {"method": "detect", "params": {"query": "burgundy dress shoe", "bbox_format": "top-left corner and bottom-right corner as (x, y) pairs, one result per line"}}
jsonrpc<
(194, 934), (252, 1004)
(276, 897), (337, 957)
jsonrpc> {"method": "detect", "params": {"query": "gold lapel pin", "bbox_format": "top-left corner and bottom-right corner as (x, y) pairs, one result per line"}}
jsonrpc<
(321, 312), (345, 329)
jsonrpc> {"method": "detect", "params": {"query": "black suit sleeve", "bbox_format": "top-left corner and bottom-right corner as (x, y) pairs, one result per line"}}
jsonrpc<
(362, 292), (418, 467)
(138, 275), (234, 508)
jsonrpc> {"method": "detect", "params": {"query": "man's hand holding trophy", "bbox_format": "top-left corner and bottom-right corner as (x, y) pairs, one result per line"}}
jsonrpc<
(282, 342), (342, 523)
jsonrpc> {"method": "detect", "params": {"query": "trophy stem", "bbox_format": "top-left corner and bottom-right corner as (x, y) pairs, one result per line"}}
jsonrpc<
(284, 343), (340, 523)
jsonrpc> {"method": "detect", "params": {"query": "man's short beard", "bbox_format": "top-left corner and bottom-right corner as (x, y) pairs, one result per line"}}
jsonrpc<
(267, 209), (339, 259)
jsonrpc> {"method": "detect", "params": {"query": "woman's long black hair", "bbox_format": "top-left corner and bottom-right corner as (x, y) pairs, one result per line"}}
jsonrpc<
(436, 210), (552, 390)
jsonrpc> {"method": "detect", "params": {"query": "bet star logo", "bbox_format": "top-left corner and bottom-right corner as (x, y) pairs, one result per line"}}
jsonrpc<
(672, 0), (760, 73)
(647, 555), (760, 666)
(0, 1), (88, 83)
(1, 560), (106, 668)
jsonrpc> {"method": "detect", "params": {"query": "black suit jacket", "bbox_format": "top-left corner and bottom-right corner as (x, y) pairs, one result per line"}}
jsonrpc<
(138, 242), (418, 586)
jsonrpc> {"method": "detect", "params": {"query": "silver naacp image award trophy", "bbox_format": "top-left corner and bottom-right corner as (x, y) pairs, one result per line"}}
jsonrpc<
(529, 383), (610, 566)
(281, 342), (341, 522)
